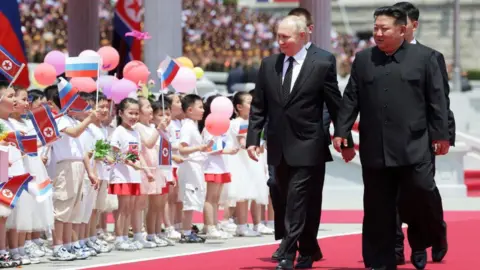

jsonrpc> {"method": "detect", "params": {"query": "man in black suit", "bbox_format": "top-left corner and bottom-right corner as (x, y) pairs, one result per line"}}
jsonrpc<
(247, 15), (354, 270)
(392, 1), (455, 264)
(333, 6), (450, 270)
(267, 8), (334, 267)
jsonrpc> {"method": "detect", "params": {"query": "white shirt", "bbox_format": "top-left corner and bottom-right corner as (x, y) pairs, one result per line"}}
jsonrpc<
(410, 39), (417, 44)
(167, 119), (183, 168)
(282, 45), (308, 92)
(202, 129), (230, 174)
(51, 115), (84, 162)
(83, 124), (110, 180)
(0, 119), (26, 177)
(179, 118), (205, 162)
(305, 41), (312, 50)
(110, 125), (142, 184)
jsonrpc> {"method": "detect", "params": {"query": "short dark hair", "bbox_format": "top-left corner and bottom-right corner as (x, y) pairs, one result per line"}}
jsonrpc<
(393, 2), (420, 22)
(288, 7), (313, 26)
(151, 100), (171, 114)
(28, 89), (45, 103)
(181, 94), (203, 113)
(44, 84), (61, 109)
(373, 6), (407, 26)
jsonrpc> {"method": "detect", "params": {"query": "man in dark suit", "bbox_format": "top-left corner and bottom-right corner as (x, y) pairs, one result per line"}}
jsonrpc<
(247, 15), (354, 270)
(267, 8), (334, 267)
(392, 1), (455, 264)
(333, 6), (450, 270)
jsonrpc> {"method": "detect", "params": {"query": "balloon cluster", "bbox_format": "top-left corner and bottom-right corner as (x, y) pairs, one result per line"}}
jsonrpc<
(205, 96), (233, 136)
(32, 48), (206, 105)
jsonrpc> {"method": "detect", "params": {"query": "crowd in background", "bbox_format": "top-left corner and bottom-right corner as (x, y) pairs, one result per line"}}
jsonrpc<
(18, 0), (374, 76)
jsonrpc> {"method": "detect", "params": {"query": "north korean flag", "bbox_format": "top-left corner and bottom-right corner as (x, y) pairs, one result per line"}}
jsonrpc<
(4, 131), (38, 157)
(0, 173), (33, 209)
(27, 104), (61, 146)
(158, 134), (172, 167)
(0, 1), (30, 88)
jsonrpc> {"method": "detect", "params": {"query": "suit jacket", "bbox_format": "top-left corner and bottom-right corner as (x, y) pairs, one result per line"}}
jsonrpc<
(416, 42), (456, 146)
(247, 47), (351, 167)
(335, 41), (449, 168)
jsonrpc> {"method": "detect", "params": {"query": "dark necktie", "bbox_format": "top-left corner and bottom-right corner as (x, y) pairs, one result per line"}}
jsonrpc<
(282, 56), (295, 101)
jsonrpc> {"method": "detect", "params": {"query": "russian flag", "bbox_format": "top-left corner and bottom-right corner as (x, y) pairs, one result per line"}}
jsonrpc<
(211, 136), (227, 151)
(28, 178), (52, 203)
(0, 173), (33, 209)
(0, 0), (30, 87)
(65, 56), (100, 78)
(4, 131), (38, 157)
(57, 77), (83, 113)
(157, 56), (180, 89)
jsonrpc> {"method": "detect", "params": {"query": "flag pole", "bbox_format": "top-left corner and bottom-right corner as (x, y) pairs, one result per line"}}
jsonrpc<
(96, 58), (102, 107)
(7, 63), (26, 89)
(160, 70), (165, 116)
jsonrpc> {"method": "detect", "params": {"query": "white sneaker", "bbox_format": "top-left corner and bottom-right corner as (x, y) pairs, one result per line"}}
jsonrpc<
(254, 223), (275, 235)
(95, 239), (113, 253)
(36, 243), (53, 256)
(115, 241), (136, 251)
(157, 234), (175, 246)
(139, 239), (157, 248)
(165, 226), (181, 240)
(48, 247), (76, 261)
(206, 227), (229, 240)
(132, 240), (144, 250)
(86, 240), (102, 254)
(219, 220), (237, 233)
(27, 255), (41, 264)
(25, 242), (45, 257)
(236, 226), (261, 237)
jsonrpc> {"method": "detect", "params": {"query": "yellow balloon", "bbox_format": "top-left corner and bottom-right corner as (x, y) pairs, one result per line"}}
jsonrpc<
(31, 76), (46, 89)
(193, 67), (204, 79)
(176, 56), (194, 69)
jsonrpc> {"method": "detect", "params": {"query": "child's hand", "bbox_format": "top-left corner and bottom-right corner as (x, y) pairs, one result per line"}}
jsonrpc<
(87, 109), (98, 122)
(157, 117), (168, 131)
(259, 145), (265, 154)
(172, 156), (184, 164)
(223, 147), (239, 155)
(147, 172), (155, 182)
(240, 141), (246, 149)
(168, 179), (176, 187)
(41, 156), (48, 164)
(199, 140), (214, 152)
(0, 140), (9, 147)
(88, 174), (99, 190)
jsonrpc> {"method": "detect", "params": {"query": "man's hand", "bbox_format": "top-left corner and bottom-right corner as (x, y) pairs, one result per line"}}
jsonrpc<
(247, 146), (261, 162)
(332, 137), (348, 153)
(341, 148), (356, 162)
(432, 140), (450, 155)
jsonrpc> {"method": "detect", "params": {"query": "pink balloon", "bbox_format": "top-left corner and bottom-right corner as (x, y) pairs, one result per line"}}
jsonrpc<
(97, 46), (120, 71)
(111, 78), (137, 104)
(171, 67), (196, 93)
(44, 50), (65, 75)
(123, 61), (150, 85)
(70, 77), (97, 93)
(211, 96), (234, 118)
(205, 114), (230, 136)
(98, 75), (118, 98)
(34, 63), (57, 86)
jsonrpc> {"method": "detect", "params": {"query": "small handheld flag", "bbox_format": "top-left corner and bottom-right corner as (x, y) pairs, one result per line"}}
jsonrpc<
(65, 56), (100, 78)
(0, 173), (33, 209)
(211, 136), (226, 152)
(57, 78), (78, 112)
(27, 104), (61, 146)
(159, 134), (172, 167)
(0, 45), (22, 81)
(4, 131), (38, 156)
(157, 56), (180, 89)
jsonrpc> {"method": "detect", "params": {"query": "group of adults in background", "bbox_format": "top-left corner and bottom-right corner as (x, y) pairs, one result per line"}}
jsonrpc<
(246, 2), (454, 270)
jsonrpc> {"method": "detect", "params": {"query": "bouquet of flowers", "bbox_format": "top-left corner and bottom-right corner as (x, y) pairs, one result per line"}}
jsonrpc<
(138, 79), (156, 103)
(125, 146), (139, 163)
(94, 140), (116, 164)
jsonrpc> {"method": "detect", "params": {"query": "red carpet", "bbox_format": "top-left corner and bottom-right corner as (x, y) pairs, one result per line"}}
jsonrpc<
(106, 210), (480, 224)
(95, 219), (480, 270)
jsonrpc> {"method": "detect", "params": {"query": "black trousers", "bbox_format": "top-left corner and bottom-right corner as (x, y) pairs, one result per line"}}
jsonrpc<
(362, 161), (437, 268)
(395, 158), (447, 255)
(275, 157), (325, 260)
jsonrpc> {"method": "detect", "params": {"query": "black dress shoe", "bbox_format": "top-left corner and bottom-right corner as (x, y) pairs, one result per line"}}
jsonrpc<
(295, 250), (323, 269)
(276, 259), (294, 270)
(410, 250), (427, 270)
(431, 243), (448, 262)
(272, 248), (281, 261)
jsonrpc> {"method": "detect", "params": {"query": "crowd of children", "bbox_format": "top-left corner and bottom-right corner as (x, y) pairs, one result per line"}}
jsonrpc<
(0, 81), (274, 267)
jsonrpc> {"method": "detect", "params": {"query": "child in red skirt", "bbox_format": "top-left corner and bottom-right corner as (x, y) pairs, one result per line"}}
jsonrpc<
(109, 98), (153, 251)
(200, 95), (239, 239)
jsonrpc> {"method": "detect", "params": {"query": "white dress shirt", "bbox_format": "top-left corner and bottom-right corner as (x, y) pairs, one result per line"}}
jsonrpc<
(282, 46), (308, 92)
(305, 41), (312, 50)
(410, 39), (417, 44)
